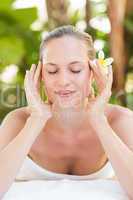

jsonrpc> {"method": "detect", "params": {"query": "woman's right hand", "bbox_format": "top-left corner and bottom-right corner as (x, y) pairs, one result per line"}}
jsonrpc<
(24, 62), (52, 121)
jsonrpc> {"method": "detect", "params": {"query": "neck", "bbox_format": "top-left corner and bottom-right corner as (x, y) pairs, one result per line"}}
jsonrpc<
(51, 107), (89, 134)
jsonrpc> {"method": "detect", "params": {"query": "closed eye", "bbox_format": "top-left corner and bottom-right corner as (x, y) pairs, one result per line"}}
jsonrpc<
(48, 70), (81, 74)
(71, 70), (81, 73)
(48, 71), (57, 74)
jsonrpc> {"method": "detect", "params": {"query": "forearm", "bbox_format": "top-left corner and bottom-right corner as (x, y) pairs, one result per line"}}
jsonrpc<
(0, 115), (47, 198)
(91, 116), (133, 199)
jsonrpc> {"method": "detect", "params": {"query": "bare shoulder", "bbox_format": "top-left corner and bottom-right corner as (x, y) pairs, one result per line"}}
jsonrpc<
(105, 103), (133, 141)
(106, 103), (133, 123)
(11, 106), (30, 119)
(2, 106), (30, 126)
(0, 107), (30, 151)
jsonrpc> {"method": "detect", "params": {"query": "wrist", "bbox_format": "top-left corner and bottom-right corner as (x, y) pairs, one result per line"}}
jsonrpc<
(28, 113), (49, 124)
(89, 114), (107, 125)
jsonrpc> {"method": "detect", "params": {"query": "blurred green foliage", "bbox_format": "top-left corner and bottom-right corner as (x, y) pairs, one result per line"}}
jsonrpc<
(0, 0), (42, 121)
(0, 0), (41, 71)
(0, 0), (132, 123)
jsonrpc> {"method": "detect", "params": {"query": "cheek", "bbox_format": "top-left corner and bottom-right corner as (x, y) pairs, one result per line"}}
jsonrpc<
(43, 79), (54, 94)
(78, 71), (91, 96)
(42, 77), (56, 103)
(42, 69), (52, 89)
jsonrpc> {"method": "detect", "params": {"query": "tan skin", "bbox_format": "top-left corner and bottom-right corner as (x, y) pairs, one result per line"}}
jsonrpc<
(17, 36), (128, 177)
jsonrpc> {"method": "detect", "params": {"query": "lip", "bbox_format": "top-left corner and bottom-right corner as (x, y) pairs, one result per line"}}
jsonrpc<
(55, 90), (75, 97)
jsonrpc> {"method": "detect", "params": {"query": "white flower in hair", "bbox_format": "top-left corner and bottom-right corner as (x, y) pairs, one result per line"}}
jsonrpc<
(97, 50), (114, 74)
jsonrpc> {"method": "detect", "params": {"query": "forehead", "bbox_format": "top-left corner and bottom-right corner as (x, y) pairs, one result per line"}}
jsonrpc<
(42, 36), (88, 64)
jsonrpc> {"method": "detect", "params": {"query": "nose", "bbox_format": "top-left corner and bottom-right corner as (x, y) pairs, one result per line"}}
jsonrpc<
(58, 70), (71, 88)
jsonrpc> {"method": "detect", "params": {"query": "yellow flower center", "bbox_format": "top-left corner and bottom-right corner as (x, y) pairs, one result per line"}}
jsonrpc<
(98, 58), (105, 66)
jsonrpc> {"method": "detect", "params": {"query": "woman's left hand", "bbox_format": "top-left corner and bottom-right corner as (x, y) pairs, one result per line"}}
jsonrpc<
(84, 59), (113, 121)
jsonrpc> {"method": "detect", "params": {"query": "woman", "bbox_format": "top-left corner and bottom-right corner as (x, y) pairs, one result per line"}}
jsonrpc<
(0, 25), (133, 199)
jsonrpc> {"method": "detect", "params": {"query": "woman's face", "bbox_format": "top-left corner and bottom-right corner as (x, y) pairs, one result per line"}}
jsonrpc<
(41, 36), (93, 108)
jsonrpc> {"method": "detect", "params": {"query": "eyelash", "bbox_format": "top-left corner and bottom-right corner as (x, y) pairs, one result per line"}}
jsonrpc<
(48, 70), (81, 74)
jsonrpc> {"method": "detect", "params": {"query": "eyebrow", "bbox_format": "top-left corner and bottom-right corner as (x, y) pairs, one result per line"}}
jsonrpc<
(44, 61), (84, 66)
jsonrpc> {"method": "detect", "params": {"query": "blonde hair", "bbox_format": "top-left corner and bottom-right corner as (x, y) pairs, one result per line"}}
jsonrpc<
(39, 25), (96, 62)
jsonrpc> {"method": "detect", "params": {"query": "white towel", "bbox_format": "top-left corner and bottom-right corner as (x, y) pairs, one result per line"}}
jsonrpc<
(4, 179), (129, 200)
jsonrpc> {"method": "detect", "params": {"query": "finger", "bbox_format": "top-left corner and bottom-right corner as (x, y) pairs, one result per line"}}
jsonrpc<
(103, 65), (113, 95)
(28, 66), (42, 98)
(34, 61), (42, 86)
(87, 86), (95, 101)
(24, 70), (28, 88)
(25, 71), (34, 97)
(24, 69), (45, 112)
(24, 71), (32, 104)
(24, 70), (31, 92)
(89, 60), (105, 84)
(107, 65), (113, 89)
(96, 79), (112, 106)
(89, 60), (106, 93)
(25, 70), (39, 101)
(89, 60), (104, 77)
(97, 88), (112, 108)
(91, 65), (113, 106)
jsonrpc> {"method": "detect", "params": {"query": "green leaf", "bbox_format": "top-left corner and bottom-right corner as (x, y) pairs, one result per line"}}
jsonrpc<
(0, 0), (15, 10)
(12, 8), (38, 29)
(0, 36), (25, 66)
